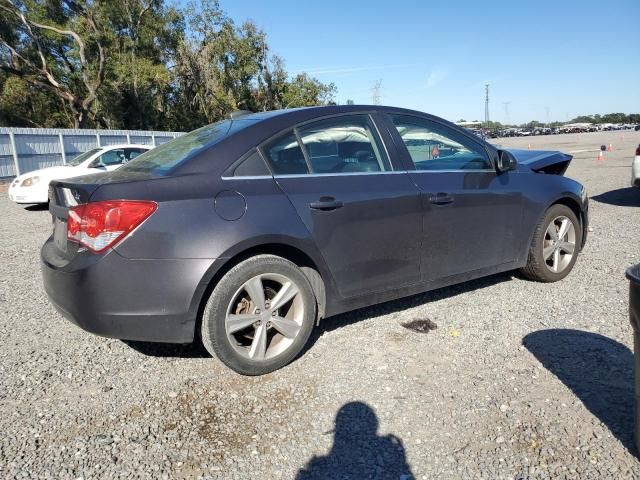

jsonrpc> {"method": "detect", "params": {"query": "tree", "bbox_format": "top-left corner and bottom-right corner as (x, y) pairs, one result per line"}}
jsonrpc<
(170, 1), (335, 130)
(0, 0), (107, 127)
(98, 0), (183, 130)
(281, 73), (336, 108)
(0, 0), (337, 130)
(0, 73), (71, 126)
(169, 1), (270, 128)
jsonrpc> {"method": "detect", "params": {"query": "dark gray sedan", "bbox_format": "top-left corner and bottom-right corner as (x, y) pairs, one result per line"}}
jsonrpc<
(42, 105), (588, 375)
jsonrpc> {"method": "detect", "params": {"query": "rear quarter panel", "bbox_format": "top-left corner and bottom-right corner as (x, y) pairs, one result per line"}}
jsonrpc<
(101, 174), (338, 320)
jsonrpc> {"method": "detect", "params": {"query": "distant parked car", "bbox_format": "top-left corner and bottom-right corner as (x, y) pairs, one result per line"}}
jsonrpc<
(8, 144), (152, 205)
(635, 125), (640, 131)
(632, 144), (640, 187)
(41, 105), (588, 375)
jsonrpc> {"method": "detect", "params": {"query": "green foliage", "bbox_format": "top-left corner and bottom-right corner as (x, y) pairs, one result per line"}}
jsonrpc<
(0, 0), (336, 130)
(569, 113), (640, 124)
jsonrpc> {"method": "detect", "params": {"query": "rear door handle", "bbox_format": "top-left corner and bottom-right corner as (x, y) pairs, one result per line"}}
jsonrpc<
(309, 196), (343, 211)
(428, 193), (454, 205)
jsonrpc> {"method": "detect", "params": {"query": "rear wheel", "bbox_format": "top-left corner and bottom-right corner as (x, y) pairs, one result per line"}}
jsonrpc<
(201, 255), (317, 375)
(520, 204), (582, 282)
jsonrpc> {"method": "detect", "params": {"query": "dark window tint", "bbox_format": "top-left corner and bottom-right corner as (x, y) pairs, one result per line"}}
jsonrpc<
(120, 119), (255, 175)
(263, 133), (309, 175)
(299, 115), (389, 173)
(125, 148), (147, 162)
(392, 116), (491, 170)
(233, 150), (270, 177)
(98, 149), (126, 166)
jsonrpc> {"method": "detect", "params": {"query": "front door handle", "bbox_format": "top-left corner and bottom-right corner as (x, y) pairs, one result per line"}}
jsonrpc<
(309, 196), (343, 211)
(428, 193), (454, 206)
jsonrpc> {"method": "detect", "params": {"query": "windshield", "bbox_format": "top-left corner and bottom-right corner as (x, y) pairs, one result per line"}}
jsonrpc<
(67, 148), (101, 167)
(119, 118), (256, 175)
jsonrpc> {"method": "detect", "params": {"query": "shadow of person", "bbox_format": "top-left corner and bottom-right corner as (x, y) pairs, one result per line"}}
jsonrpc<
(523, 329), (636, 456)
(296, 401), (415, 479)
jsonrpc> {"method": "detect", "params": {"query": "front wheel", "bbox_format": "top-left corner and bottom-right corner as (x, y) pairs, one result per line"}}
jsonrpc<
(520, 204), (582, 282)
(201, 255), (317, 375)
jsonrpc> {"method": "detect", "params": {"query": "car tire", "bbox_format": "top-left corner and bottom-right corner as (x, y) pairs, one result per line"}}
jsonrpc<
(520, 204), (582, 282)
(201, 254), (317, 375)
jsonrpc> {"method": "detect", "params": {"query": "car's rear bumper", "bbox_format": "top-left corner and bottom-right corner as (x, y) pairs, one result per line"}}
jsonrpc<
(41, 238), (214, 343)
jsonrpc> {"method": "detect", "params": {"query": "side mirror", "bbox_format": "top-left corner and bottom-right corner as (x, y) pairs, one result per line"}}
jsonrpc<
(496, 150), (517, 173)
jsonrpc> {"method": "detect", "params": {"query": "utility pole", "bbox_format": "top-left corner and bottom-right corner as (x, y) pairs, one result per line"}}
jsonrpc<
(371, 79), (382, 105)
(484, 84), (490, 128)
(503, 101), (511, 126)
(545, 106), (550, 127)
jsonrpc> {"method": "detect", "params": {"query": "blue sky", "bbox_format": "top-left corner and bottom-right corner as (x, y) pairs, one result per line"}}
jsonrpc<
(222, 0), (640, 124)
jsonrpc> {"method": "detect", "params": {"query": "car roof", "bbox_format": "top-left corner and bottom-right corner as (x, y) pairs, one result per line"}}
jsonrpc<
(178, 105), (495, 176)
(98, 144), (153, 150)
(235, 104), (430, 121)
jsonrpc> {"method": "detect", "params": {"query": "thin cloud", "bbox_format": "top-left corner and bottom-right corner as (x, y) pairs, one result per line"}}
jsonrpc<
(293, 63), (416, 75)
(426, 68), (449, 88)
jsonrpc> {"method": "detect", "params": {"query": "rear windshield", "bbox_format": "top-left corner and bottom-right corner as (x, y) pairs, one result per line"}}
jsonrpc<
(118, 119), (256, 175)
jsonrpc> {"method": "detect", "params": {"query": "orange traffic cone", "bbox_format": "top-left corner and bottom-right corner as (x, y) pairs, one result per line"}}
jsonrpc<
(528, 144), (531, 150)
(597, 151), (604, 161)
(608, 143), (614, 152)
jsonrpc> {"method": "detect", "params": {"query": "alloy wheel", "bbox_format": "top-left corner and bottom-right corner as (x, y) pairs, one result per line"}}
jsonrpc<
(543, 215), (576, 273)
(225, 273), (304, 361)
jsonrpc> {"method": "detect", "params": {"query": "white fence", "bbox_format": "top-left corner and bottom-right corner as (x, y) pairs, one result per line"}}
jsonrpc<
(0, 127), (183, 177)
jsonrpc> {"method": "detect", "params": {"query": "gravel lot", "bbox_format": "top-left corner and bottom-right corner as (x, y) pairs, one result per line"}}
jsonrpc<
(1, 131), (639, 479)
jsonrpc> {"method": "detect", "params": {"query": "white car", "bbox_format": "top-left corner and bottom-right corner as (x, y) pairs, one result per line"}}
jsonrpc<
(8, 144), (151, 204)
(633, 144), (640, 187)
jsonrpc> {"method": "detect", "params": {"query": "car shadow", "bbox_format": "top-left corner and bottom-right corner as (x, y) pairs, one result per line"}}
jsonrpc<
(591, 187), (640, 207)
(124, 271), (514, 360)
(122, 339), (211, 358)
(24, 203), (49, 211)
(306, 271), (514, 349)
(523, 329), (636, 456)
(296, 401), (415, 479)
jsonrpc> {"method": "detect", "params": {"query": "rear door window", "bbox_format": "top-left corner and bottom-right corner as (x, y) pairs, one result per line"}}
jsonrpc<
(98, 149), (126, 166)
(298, 115), (390, 174)
(125, 148), (147, 162)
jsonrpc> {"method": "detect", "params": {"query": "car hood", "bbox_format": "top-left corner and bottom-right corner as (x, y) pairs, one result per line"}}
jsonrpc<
(508, 149), (573, 175)
(16, 165), (86, 182)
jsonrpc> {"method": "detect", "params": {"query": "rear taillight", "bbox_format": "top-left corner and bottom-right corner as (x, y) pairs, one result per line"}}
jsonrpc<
(67, 200), (157, 253)
(636, 144), (640, 156)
